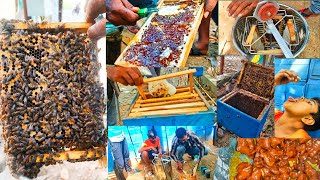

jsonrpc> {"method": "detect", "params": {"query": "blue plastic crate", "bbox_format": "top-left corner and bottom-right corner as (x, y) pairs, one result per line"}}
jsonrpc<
(217, 99), (271, 138)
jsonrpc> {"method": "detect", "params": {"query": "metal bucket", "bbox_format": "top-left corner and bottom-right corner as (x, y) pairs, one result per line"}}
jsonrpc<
(152, 155), (172, 180)
(232, 4), (309, 57)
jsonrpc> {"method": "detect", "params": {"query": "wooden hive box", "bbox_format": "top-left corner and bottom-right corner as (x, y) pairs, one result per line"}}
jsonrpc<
(115, 0), (204, 67)
(217, 61), (274, 138)
(122, 69), (214, 126)
(0, 21), (106, 178)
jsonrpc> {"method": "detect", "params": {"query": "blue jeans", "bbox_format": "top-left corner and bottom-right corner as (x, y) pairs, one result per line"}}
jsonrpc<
(310, 0), (320, 14)
(107, 92), (118, 126)
(129, 0), (158, 8)
(109, 138), (132, 173)
(176, 145), (208, 162)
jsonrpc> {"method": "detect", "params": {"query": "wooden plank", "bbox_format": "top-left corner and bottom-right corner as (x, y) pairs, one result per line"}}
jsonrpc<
(13, 22), (92, 30)
(189, 73), (194, 93)
(172, 92), (192, 96)
(137, 94), (199, 104)
(257, 49), (283, 55)
(194, 86), (211, 109)
(143, 69), (196, 83)
(237, 61), (246, 85)
(134, 97), (201, 108)
(137, 86), (147, 100)
(245, 25), (257, 45)
(273, 15), (283, 20)
(131, 102), (206, 112)
(128, 107), (208, 117)
(35, 147), (104, 162)
(180, 2), (204, 67)
(287, 19), (296, 43)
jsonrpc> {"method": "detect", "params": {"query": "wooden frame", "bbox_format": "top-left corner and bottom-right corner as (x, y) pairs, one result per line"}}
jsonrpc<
(9, 22), (92, 33)
(114, 0), (204, 67)
(128, 86), (209, 118)
(35, 146), (105, 163)
(122, 84), (215, 127)
(237, 61), (275, 98)
(137, 69), (197, 100)
(0, 23), (105, 164)
(122, 68), (214, 126)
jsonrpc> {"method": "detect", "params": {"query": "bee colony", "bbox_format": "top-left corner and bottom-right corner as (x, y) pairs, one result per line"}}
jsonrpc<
(0, 20), (106, 178)
(217, 61), (274, 137)
(115, 0), (204, 67)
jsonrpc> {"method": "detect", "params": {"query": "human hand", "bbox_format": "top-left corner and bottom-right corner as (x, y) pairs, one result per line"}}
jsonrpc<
(204, 0), (218, 18)
(85, 0), (107, 40)
(106, 0), (140, 25)
(275, 69), (300, 86)
(177, 161), (183, 170)
(149, 146), (157, 151)
(107, 67), (143, 86)
(227, 0), (259, 18)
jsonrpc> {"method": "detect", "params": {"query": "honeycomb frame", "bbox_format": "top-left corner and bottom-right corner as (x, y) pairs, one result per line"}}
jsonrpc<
(0, 21), (106, 178)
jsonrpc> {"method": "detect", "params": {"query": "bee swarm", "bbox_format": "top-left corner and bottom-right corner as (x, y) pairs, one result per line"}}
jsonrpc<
(0, 22), (106, 178)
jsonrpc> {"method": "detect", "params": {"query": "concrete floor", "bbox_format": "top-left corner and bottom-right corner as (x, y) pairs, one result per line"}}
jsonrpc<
(219, 1), (320, 58)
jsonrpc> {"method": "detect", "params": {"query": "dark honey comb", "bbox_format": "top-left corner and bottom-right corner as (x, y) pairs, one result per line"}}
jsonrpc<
(122, 1), (200, 67)
(0, 22), (105, 178)
(225, 91), (268, 119)
(238, 62), (274, 99)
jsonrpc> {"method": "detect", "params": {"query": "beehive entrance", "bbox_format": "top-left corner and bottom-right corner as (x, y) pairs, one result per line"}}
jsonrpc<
(0, 21), (105, 178)
(225, 91), (267, 119)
